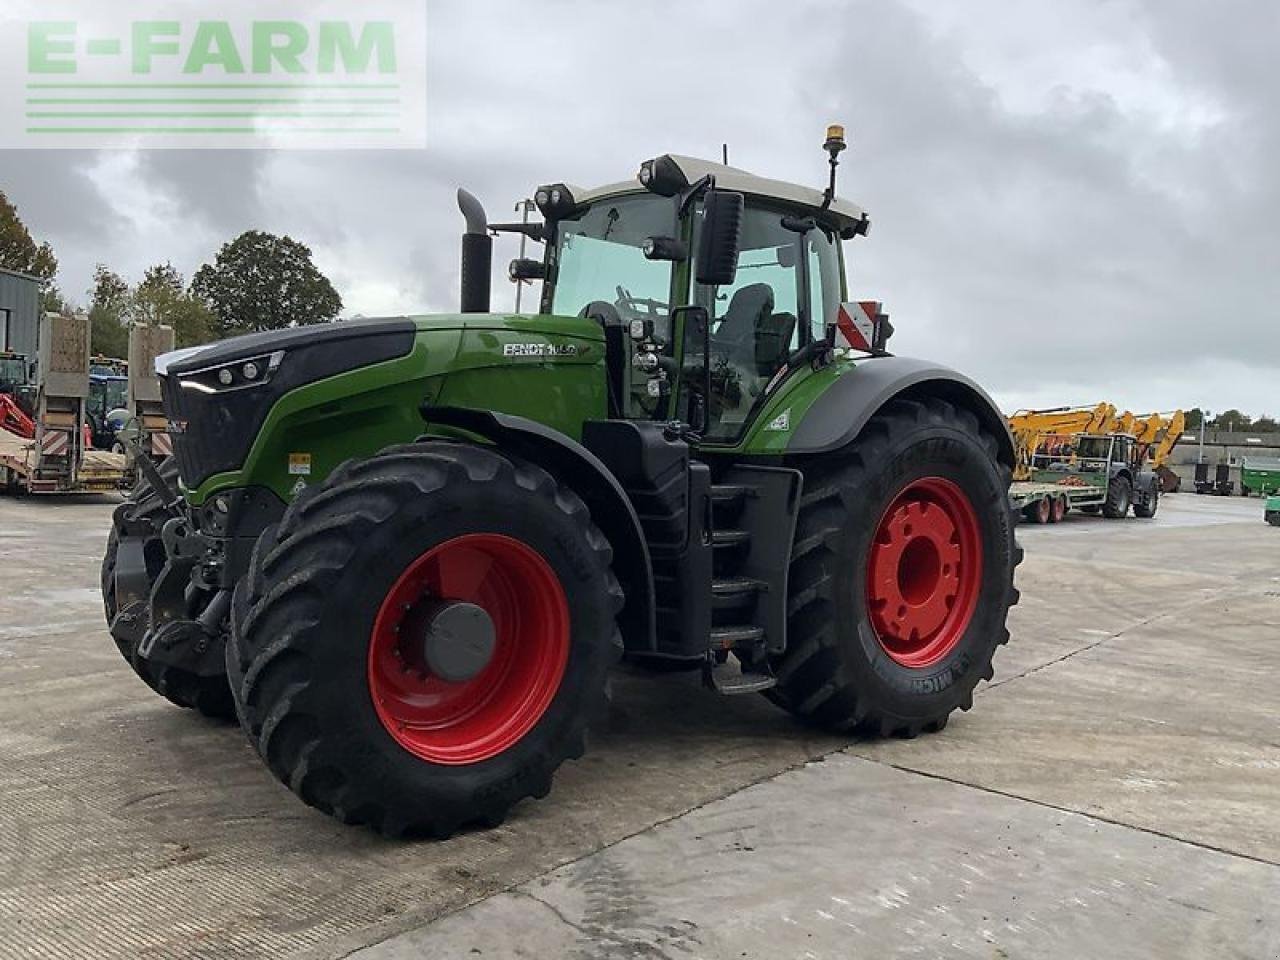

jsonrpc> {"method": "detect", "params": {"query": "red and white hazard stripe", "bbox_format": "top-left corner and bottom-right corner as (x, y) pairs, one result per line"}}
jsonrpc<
(151, 431), (173, 457)
(40, 430), (70, 457)
(835, 301), (876, 352)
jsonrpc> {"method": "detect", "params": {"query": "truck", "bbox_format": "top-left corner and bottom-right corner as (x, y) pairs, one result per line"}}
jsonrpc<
(102, 130), (1022, 837)
(1009, 432), (1160, 522)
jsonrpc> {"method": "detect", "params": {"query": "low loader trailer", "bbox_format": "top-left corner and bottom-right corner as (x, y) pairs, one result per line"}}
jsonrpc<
(1009, 480), (1109, 524)
(1009, 433), (1159, 523)
(1, 313), (126, 494)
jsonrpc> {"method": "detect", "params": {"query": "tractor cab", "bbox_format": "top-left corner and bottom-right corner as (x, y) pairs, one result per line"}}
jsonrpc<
(494, 133), (880, 445)
(0, 350), (36, 418)
(87, 374), (129, 450)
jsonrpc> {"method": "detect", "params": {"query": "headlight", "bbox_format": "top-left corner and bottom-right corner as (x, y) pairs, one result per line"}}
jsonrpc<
(533, 183), (577, 219)
(179, 350), (285, 395)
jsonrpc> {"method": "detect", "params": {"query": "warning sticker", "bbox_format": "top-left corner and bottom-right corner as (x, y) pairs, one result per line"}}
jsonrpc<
(288, 453), (312, 476)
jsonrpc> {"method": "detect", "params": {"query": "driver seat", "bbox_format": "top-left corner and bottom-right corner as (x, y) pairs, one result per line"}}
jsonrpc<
(715, 283), (775, 350)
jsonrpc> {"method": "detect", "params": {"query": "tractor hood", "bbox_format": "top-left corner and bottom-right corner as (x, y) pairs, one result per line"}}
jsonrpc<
(157, 313), (604, 491)
(159, 318), (417, 490)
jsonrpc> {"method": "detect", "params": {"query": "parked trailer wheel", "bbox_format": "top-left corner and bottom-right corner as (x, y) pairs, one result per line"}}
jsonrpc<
(1034, 496), (1052, 524)
(227, 442), (623, 837)
(1050, 495), (1067, 523)
(100, 460), (235, 719)
(765, 398), (1020, 737)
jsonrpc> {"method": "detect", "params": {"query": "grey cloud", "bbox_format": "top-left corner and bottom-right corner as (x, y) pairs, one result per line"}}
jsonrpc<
(1, 0), (1277, 414)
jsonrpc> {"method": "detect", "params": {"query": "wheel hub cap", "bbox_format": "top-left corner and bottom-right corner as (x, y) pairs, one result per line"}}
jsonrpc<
(866, 477), (983, 669)
(420, 601), (497, 683)
(368, 533), (569, 765)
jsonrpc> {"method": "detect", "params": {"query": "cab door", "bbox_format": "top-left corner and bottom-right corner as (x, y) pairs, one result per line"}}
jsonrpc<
(682, 203), (842, 443)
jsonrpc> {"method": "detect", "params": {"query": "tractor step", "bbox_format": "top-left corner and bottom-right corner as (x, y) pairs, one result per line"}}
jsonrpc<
(709, 624), (764, 651)
(711, 576), (764, 613)
(711, 528), (752, 548)
(709, 483), (750, 509)
(706, 659), (777, 695)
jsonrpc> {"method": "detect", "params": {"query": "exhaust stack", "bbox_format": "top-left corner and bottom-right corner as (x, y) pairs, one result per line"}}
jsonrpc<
(457, 189), (492, 314)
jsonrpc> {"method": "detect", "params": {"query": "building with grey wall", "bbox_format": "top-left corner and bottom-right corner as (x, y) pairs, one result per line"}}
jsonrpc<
(0, 266), (41, 360)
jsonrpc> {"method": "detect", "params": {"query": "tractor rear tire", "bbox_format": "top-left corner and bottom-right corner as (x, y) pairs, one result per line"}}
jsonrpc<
(101, 460), (235, 720)
(1103, 476), (1132, 519)
(768, 398), (1021, 736)
(227, 442), (623, 837)
(1133, 485), (1159, 518)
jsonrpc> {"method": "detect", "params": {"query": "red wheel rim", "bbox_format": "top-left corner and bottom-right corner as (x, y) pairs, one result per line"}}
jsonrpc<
(866, 477), (984, 669)
(1054, 496), (1067, 522)
(367, 534), (569, 765)
(1037, 497), (1051, 524)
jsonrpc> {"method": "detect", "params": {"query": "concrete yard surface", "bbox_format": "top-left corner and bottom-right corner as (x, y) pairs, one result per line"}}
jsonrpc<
(0, 491), (1277, 958)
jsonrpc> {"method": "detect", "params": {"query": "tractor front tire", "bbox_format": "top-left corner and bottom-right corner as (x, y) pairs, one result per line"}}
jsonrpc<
(228, 442), (623, 837)
(769, 398), (1020, 737)
(1103, 476), (1132, 519)
(101, 460), (235, 720)
(1133, 484), (1159, 519)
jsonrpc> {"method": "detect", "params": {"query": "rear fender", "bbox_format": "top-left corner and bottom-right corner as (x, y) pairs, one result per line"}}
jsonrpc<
(421, 406), (656, 654)
(787, 356), (1014, 466)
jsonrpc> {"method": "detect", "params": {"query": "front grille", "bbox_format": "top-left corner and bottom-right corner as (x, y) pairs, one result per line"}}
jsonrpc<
(161, 373), (269, 488)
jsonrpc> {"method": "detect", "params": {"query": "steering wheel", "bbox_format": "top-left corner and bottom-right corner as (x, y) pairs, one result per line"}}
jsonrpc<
(613, 285), (669, 323)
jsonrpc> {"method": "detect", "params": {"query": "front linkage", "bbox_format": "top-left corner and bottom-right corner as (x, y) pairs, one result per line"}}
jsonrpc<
(104, 450), (236, 717)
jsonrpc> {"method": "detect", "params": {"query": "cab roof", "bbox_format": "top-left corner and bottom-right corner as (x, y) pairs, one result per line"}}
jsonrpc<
(567, 155), (869, 234)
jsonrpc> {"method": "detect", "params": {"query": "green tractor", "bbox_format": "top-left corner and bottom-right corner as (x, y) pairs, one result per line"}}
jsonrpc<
(103, 129), (1020, 837)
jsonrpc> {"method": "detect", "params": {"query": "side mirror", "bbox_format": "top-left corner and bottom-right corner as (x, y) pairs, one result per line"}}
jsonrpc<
(696, 190), (744, 287)
(508, 258), (546, 281)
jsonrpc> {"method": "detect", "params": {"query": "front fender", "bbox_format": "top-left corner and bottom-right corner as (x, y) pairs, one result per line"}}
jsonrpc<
(421, 406), (656, 655)
(787, 356), (1014, 466)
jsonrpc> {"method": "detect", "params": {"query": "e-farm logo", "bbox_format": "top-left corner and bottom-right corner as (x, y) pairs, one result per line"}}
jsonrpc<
(0, 1), (427, 149)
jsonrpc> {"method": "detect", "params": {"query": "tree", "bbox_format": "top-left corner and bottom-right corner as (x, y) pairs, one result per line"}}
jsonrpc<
(1184, 408), (1204, 429)
(1253, 416), (1278, 433)
(0, 191), (57, 281)
(87, 265), (131, 357)
(130, 262), (217, 348)
(89, 308), (129, 358)
(90, 265), (130, 316)
(191, 231), (342, 335)
(1211, 409), (1251, 431)
(41, 285), (71, 315)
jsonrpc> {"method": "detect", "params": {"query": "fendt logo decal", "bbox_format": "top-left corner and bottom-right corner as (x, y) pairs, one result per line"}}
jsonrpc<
(502, 343), (579, 359)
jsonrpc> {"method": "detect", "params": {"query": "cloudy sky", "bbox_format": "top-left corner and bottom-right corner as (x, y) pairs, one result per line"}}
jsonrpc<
(3, 0), (1277, 416)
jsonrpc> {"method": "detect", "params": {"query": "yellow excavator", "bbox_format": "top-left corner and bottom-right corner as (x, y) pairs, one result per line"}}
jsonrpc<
(1008, 403), (1118, 481)
(1131, 410), (1186, 490)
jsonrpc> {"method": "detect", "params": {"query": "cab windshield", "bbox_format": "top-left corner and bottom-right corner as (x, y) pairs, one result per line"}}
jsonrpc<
(1073, 437), (1112, 461)
(104, 379), (127, 410)
(0, 357), (26, 385)
(551, 195), (676, 336)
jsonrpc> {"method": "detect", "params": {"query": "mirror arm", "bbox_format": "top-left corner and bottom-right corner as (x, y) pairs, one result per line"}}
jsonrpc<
(487, 221), (545, 242)
(678, 174), (715, 216)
